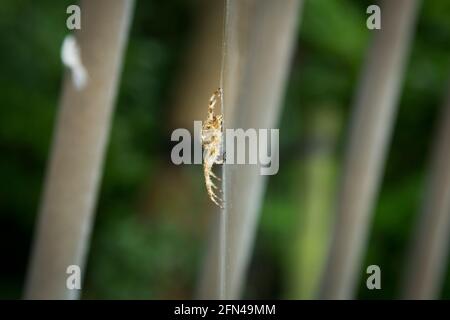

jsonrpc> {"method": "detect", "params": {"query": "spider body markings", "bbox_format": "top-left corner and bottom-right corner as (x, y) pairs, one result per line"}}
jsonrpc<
(201, 88), (224, 208)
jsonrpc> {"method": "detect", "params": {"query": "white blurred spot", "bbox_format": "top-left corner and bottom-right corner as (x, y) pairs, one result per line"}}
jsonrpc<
(61, 35), (88, 90)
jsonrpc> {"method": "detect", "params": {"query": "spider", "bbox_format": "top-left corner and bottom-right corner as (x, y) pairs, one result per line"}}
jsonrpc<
(201, 88), (225, 208)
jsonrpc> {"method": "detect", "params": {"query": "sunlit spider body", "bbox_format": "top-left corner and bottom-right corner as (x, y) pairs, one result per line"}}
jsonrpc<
(201, 88), (224, 208)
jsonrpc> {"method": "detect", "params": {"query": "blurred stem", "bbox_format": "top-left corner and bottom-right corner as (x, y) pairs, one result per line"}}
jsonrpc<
(198, 0), (303, 299)
(169, 0), (223, 130)
(24, 0), (134, 299)
(288, 106), (340, 299)
(402, 83), (450, 299)
(319, 0), (420, 299)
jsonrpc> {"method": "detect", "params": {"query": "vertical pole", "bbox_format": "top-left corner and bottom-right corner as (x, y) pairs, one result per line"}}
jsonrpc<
(320, 0), (420, 299)
(198, 0), (302, 299)
(402, 84), (450, 299)
(288, 107), (341, 299)
(25, 0), (134, 299)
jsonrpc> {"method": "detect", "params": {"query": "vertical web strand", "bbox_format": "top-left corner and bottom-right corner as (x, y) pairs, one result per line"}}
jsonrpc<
(218, 0), (229, 300)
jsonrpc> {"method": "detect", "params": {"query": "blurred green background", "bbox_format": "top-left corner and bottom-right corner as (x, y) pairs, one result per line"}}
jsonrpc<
(1, 0), (450, 299)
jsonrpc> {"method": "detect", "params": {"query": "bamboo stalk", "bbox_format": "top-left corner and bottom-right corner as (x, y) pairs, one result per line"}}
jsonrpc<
(288, 106), (341, 299)
(24, 0), (134, 299)
(319, 0), (420, 299)
(402, 83), (450, 299)
(198, 0), (302, 299)
(169, 0), (223, 130)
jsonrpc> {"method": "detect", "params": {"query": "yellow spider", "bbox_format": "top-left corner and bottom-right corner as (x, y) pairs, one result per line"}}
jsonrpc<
(201, 88), (224, 208)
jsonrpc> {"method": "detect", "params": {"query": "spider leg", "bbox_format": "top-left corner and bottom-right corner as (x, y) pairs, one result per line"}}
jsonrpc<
(208, 88), (223, 115)
(210, 191), (224, 208)
(210, 190), (221, 200)
(211, 196), (223, 209)
(210, 170), (221, 181)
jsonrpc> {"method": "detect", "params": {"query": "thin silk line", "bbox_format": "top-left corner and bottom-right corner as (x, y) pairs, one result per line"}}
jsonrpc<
(219, 0), (229, 300)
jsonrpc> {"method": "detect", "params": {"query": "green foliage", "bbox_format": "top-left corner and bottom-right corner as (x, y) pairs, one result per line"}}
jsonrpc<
(1, 0), (450, 299)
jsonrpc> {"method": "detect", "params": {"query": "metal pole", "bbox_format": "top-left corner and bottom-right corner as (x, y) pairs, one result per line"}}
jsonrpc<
(25, 0), (134, 299)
